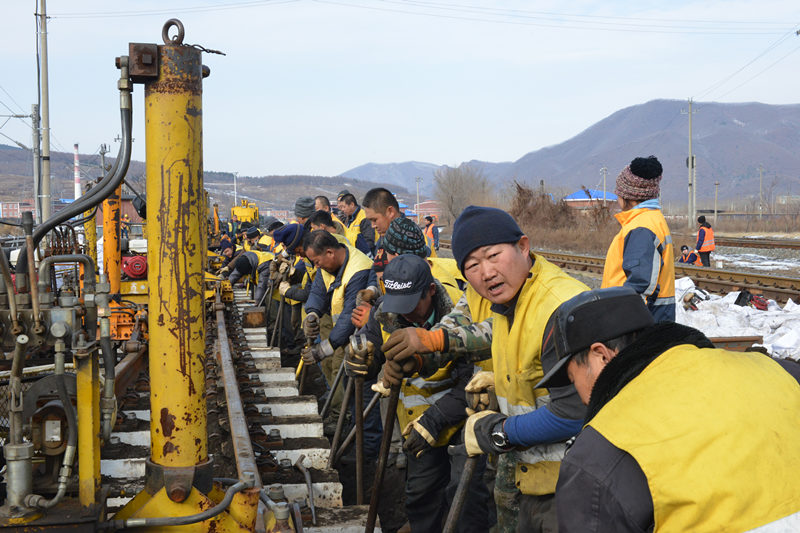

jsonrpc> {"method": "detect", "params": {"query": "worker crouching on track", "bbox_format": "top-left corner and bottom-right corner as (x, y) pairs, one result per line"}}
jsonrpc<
(383, 206), (588, 532)
(301, 230), (382, 455)
(536, 287), (800, 532)
(601, 156), (675, 322)
(360, 255), (491, 532)
(678, 245), (702, 265)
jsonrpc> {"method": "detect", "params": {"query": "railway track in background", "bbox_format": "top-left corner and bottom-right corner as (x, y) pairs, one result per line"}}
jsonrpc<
(672, 235), (800, 250)
(439, 239), (800, 304)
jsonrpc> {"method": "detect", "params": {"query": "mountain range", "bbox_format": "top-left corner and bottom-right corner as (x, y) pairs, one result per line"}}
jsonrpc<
(341, 99), (800, 205)
(1, 99), (798, 210)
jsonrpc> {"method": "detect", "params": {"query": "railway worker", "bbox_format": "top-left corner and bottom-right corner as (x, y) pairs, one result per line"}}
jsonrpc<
(695, 215), (715, 267)
(678, 245), (702, 265)
(362, 187), (403, 237)
(601, 156), (675, 323)
(382, 205), (588, 532)
(314, 195), (348, 235)
(294, 196), (316, 226)
(253, 216), (283, 252)
(300, 230), (379, 445)
(229, 214), (239, 239)
(224, 249), (275, 307)
(306, 210), (349, 243)
(353, 254), (491, 532)
(535, 287), (800, 532)
(354, 213), (462, 318)
(339, 192), (377, 256)
(244, 226), (262, 251)
(121, 213), (131, 239)
(349, 216), (467, 472)
(424, 215), (439, 251)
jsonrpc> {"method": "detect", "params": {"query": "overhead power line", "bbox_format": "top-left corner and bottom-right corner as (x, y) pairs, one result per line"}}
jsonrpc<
(695, 26), (800, 100)
(314, 0), (794, 35)
(50, 0), (299, 19)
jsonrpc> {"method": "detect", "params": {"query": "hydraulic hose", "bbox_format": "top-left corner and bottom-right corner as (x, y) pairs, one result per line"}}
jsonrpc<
(16, 62), (132, 276)
(25, 350), (78, 510)
(104, 475), (255, 529)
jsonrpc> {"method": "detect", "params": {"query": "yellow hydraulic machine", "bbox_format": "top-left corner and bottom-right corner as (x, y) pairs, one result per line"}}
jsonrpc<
(111, 20), (257, 531)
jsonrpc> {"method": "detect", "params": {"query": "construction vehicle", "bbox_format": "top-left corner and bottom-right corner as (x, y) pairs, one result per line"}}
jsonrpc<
(231, 200), (260, 224)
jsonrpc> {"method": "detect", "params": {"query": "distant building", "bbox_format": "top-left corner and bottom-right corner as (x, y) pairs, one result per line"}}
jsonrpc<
(262, 209), (291, 222)
(563, 189), (618, 210)
(0, 200), (34, 219)
(414, 200), (442, 221)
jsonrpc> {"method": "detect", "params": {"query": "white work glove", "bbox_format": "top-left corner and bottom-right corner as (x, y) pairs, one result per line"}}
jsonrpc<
(278, 281), (291, 296)
(464, 371), (497, 416)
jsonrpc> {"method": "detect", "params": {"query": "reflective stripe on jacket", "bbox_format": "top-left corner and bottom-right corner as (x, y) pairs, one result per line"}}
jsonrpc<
(492, 254), (588, 495)
(679, 251), (702, 266)
(380, 281), (464, 447)
(696, 226), (715, 252)
(602, 205), (675, 322)
(589, 345), (800, 532)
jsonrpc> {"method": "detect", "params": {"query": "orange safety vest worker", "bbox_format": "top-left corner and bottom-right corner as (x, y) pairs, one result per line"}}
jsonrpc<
(696, 226), (715, 252)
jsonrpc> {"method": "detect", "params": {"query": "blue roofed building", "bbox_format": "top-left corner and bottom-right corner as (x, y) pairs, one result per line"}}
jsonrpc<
(562, 189), (618, 210)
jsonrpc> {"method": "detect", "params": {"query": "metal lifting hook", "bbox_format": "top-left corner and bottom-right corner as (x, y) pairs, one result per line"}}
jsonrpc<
(162, 18), (185, 45)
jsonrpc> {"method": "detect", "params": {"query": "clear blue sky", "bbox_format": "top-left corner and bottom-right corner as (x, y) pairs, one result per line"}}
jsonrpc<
(1, 1), (798, 177)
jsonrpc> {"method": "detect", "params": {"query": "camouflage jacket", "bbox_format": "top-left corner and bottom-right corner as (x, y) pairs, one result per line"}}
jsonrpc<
(416, 292), (492, 377)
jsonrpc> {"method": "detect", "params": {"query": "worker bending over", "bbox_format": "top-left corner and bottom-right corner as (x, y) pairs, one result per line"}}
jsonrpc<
(300, 230), (381, 454)
(356, 255), (491, 532)
(536, 287), (800, 532)
(339, 192), (377, 256)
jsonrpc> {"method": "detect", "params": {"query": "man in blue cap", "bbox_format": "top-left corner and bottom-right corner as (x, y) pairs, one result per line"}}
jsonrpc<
(381, 205), (588, 532)
(352, 254), (490, 532)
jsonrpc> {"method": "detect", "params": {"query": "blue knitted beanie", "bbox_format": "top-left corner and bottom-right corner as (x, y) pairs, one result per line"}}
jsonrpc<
(451, 206), (523, 272)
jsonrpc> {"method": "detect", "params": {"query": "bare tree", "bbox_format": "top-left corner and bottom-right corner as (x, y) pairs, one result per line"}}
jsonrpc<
(434, 165), (493, 224)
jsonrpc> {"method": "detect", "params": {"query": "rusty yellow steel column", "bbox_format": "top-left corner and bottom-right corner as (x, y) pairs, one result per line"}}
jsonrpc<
(102, 185), (122, 294)
(145, 38), (207, 470)
(83, 204), (98, 272)
(76, 345), (101, 507)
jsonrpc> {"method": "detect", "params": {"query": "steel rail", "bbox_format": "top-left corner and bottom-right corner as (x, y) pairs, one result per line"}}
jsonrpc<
(215, 290), (264, 487)
(113, 345), (147, 398)
(439, 240), (799, 303)
(672, 234), (800, 251)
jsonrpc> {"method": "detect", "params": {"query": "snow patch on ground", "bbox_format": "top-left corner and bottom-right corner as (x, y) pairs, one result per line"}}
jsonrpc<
(675, 277), (800, 360)
(712, 251), (800, 272)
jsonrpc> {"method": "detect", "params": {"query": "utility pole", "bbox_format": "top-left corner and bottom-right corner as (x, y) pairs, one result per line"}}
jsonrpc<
(233, 172), (238, 205)
(714, 181), (719, 225)
(99, 143), (109, 173)
(38, 0), (52, 221)
(600, 166), (607, 204)
(758, 164), (764, 220)
(415, 176), (422, 214)
(682, 98), (697, 228)
(31, 104), (41, 223)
